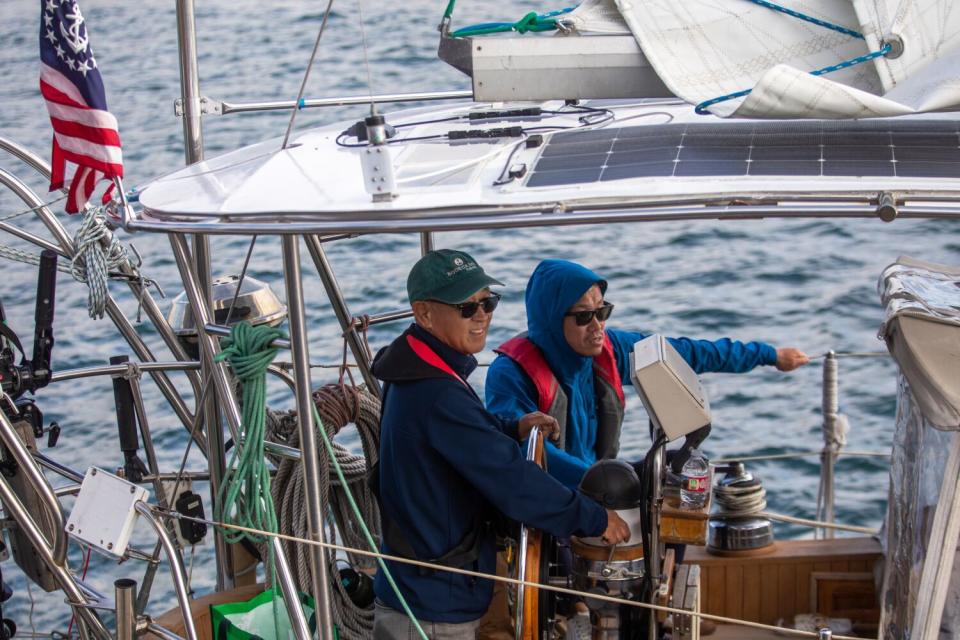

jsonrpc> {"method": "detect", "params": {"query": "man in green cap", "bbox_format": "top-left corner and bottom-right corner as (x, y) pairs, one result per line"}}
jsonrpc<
(371, 249), (629, 638)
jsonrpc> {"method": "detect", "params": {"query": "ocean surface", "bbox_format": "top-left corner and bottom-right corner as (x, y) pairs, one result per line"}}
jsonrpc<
(1, 0), (959, 633)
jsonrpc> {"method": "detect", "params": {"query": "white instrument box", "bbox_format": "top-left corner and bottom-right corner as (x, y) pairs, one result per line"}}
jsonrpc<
(630, 335), (711, 442)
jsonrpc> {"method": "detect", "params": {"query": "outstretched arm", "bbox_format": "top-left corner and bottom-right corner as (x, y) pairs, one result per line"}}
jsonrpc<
(608, 328), (807, 377)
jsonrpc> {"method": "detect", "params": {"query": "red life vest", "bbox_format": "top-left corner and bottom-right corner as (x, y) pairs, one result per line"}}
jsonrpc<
(494, 333), (625, 460)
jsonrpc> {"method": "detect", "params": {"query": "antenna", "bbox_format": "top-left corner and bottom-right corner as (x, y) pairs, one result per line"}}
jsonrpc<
(281, 0), (337, 149)
(355, 0), (377, 116)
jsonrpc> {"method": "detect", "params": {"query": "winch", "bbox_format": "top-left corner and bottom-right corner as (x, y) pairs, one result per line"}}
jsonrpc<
(167, 275), (287, 357)
(572, 460), (648, 639)
(708, 461), (774, 553)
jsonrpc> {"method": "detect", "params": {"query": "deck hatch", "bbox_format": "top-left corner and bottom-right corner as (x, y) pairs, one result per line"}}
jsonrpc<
(526, 119), (960, 187)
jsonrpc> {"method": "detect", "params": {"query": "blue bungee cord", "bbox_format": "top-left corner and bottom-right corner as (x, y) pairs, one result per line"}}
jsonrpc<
(695, 0), (893, 115)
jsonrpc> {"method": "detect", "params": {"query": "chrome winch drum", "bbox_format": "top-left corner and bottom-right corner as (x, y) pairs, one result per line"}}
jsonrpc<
(167, 274), (287, 337)
(570, 537), (646, 586)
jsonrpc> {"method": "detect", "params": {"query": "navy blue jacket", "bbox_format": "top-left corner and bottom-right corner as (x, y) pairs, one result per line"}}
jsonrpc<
(372, 324), (607, 623)
(486, 260), (778, 489)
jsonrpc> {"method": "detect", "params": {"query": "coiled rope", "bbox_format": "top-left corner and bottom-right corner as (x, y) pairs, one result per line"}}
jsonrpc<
(214, 322), (284, 545)
(69, 205), (136, 319)
(0, 199), (156, 320)
(695, 0), (893, 115)
(219, 322), (424, 640)
(266, 383), (382, 639)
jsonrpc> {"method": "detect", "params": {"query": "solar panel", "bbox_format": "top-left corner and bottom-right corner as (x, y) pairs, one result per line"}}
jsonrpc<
(525, 120), (960, 187)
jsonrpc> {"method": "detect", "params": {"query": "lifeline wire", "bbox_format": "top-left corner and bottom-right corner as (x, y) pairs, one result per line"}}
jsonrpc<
(0, 194), (68, 223)
(217, 322), (427, 640)
(155, 508), (863, 640)
(695, 0), (892, 114)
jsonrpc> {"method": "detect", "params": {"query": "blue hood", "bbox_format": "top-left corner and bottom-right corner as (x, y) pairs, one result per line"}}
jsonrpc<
(525, 259), (607, 384)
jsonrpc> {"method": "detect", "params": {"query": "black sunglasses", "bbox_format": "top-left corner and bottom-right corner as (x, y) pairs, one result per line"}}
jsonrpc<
(564, 301), (614, 326)
(439, 293), (502, 318)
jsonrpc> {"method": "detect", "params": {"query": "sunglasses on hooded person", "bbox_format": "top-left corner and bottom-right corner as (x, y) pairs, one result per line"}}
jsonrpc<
(564, 301), (615, 326)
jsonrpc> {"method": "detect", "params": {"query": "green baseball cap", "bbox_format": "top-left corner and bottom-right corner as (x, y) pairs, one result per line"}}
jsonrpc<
(407, 249), (505, 304)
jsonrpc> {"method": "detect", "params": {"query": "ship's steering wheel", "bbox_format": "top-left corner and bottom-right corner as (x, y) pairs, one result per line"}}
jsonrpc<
(513, 426), (555, 640)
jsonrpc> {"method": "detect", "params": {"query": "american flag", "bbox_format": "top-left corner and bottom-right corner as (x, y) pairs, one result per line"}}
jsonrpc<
(39, 0), (123, 214)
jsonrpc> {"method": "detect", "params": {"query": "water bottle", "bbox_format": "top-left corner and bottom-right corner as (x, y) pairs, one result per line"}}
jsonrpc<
(680, 448), (709, 509)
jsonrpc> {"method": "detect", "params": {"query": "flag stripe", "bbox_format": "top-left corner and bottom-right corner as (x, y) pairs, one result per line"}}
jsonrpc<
(66, 167), (97, 213)
(39, 63), (87, 107)
(39, 81), (86, 110)
(43, 99), (119, 130)
(54, 132), (123, 168)
(57, 143), (123, 177)
(49, 117), (122, 147)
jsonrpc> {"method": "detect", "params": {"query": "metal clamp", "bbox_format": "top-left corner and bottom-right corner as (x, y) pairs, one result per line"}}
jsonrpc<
(173, 96), (223, 117)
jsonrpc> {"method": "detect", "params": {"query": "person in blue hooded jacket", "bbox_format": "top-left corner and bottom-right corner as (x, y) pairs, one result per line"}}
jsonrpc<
(372, 250), (630, 639)
(485, 259), (810, 490)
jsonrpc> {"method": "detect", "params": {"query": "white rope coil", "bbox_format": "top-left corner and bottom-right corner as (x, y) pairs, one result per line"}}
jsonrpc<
(70, 206), (133, 319)
(265, 382), (381, 640)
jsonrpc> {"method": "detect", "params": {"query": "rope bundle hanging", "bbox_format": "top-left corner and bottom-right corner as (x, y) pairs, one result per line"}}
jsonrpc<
(214, 322), (286, 544)
(70, 205), (133, 319)
(266, 382), (382, 639)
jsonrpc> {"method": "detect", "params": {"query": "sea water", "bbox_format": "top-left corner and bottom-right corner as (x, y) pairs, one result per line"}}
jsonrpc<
(0, 0), (958, 632)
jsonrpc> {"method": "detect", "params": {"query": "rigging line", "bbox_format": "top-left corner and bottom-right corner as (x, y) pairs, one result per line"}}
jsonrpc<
(154, 507), (862, 640)
(1, 194), (68, 222)
(713, 450), (890, 463)
(223, 236), (259, 328)
(761, 511), (879, 535)
(355, 0), (377, 114)
(281, 0), (337, 150)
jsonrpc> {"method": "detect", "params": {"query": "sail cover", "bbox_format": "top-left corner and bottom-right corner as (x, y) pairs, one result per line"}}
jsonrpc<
(607, 0), (960, 118)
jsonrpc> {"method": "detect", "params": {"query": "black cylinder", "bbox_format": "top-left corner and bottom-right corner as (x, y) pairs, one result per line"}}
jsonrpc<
(110, 355), (139, 454)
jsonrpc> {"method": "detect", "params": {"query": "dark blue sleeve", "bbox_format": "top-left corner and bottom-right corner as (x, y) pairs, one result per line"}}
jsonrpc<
(607, 328), (777, 376)
(428, 386), (607, 538)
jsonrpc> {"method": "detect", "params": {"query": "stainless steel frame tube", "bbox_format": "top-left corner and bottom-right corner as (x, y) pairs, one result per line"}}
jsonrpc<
(0, 426), (109, 638)
(135, 502), (199, 640)
(168, 233), (239, 589)
(114, 578), (137, 640)
(272, 538), (312, 640)
(304, 235), (381, 395)
(219, 89), (473, 115)
(282, 235), (335, 638)
(0, 160), (202, 443)
(175, 0), (204, 165)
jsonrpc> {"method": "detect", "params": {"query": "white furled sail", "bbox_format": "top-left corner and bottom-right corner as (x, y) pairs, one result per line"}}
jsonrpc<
(616, 0), (960, 118)
(562, 0), (631, 35)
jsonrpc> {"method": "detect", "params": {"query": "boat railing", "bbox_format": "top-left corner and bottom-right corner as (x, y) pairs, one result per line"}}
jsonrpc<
(0, 401), (113, 639)
(0, 356), (320, 640)
(0, 137), (204, 447)
(713, 349), (893, 539)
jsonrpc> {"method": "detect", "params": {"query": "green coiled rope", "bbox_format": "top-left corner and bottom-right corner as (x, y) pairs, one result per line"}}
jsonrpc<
(214, 322), (428, 640)
(215, 322), (284, 544)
